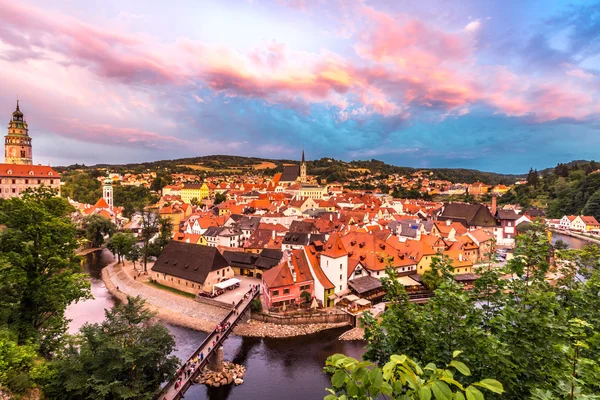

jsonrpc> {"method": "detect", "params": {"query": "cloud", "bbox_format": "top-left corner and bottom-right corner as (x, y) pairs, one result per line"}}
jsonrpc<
(464, 20), (481, 32)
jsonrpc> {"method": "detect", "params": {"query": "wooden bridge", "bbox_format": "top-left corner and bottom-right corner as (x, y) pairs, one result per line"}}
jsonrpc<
(155, 285), (260, 400)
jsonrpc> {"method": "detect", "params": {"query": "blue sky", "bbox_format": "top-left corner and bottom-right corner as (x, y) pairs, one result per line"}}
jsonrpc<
(0, 0), (599, 173)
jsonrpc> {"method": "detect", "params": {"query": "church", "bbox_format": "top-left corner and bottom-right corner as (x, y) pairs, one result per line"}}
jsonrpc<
(0, 101), (60, 198)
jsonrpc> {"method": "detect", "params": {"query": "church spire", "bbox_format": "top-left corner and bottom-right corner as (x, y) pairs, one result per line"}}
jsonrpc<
(302, 146), (305, 163)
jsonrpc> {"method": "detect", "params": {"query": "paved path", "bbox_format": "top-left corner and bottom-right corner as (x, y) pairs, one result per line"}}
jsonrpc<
(107, 264), (229, 323)
(157, 286), (260, 400)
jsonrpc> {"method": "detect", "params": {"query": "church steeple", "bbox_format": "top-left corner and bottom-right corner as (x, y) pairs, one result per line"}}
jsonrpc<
(300, 147), (307, 183)
(5, 100), (33, 165)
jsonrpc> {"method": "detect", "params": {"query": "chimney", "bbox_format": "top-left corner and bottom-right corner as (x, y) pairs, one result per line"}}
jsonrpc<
(446, 219), (451, 226)
(329, 213), (333, 221)
(272, 230), (276, 240)
(491, 195), (497, 216)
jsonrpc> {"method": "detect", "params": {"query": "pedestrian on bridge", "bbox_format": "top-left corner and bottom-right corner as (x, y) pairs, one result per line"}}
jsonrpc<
(200, 353), (204, 361)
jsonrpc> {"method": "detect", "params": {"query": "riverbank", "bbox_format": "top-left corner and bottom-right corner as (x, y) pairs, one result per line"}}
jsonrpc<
(102, 260), (351, 338)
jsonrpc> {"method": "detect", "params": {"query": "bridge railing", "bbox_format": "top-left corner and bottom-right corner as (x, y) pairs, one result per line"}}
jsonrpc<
(155, 285), (260, 400)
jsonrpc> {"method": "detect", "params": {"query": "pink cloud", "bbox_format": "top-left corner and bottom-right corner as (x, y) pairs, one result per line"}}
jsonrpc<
(51, 118), (187, 149)
(0, 0), (177, 85)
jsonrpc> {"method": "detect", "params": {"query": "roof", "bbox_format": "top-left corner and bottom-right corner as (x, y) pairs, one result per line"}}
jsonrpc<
(438, 203), (496, 227)
(182, 183), (205, 190)
(222, 250), (256, 267)
(581, 216), (600, 226)
(262, 249), (313, 288)
(95, 197), (109, 208)
(283, 232), (309, 246)
(0, 164), (60, 178)
(497, 210), (520, 220)
(289, 220), (316, 234)
(304, 245), (335, 289)
(322, 232), (348, 258)
(151, 241), (229, 284)
(280, 165), (300, 182)
(348, 275), (382, 294)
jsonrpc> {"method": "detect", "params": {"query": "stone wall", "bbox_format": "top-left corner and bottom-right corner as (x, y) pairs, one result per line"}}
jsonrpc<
(195, 296), (234, 311)
(251, 312), (352, 326)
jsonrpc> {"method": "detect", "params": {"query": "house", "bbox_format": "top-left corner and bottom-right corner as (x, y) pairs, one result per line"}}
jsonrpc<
(436, 203), (497, 229)
(181, 183), (210, 204)
(495, 210), (521, 244)
(303, 244), (335, 307)
(580, 216), (600, 232)
(222, 249), (282, 278)
(559, 215), (577, 230)
(151, 241), (234, 295)
(467, 229), (496, 262)
(262, 249), (314, 309)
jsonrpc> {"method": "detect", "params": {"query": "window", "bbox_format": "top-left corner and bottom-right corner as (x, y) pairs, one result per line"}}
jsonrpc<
(273, 290), (279, 296)
(283, 288), (290, 294)
(11, 188), (15, 193)
(11, 179), (15, 184)
(178, 280), (180, 283)
(186, 282), (188, 286)
(340, 264), (342, 270)
(300, 284), (310, 291)
(24, 179), (28, 184)
(37, 180), (41, 184)
(192, 284), (195, 288)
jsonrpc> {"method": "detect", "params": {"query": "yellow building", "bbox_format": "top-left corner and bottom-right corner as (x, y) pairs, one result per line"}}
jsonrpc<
(180, 183), (210, 204)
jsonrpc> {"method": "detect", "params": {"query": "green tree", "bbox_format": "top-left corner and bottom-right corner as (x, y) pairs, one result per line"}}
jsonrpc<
(214, 192), (227, 205)
(43, 297), (178, 400)
(527, 168), (540, 188)
(0, 189), (91, 351)
(140, 210), (159, 272)
(154, 216), (173, 254)
(106, 232), (136, 264)
(583, 189), (600, 221)
(82, 214), (116, 248)
(323, 352), (503, 400)
(190, 197), (200, 206)
(125, 245), (141, 270)
(300, 290), (312, 303)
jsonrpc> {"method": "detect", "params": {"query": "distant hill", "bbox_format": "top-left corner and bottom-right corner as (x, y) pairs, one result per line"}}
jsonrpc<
(57, 155), (524, 185)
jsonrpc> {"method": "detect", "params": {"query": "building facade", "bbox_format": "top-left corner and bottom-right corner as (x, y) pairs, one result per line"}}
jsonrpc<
(5, 101), (32, 165)
(1, 102), (60, 198)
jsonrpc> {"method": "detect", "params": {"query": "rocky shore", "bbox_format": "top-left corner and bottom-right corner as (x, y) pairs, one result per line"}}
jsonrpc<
(339, 327), (365, 341)
(233, 319), (350, 338)
(196, 362), (246, 387)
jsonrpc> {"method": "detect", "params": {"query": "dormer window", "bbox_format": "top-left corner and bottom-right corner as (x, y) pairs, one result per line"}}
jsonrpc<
(7, 170), (11, 175)
(29, 171), (34, 176)
(48, 172), (53, 176)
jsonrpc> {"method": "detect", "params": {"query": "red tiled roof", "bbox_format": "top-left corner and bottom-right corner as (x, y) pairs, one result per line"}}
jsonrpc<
(0, 164), (60, 178)
(95, 198), (109, 208)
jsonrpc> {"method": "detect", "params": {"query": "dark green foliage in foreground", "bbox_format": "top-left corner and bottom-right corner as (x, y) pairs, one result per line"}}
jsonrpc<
(43, 296), (179, 400)
(358, 222), (600, 399)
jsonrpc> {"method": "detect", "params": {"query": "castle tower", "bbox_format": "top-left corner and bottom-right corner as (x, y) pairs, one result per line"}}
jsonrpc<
(300, 147), (307, 183)
(103, 176), (113, 208)
(5, 100), (33, 165)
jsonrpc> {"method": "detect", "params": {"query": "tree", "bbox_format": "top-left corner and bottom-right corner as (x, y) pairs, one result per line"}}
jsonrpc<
(154, 216), (173, 254)
(139, 210), (159, 273)
(0, 189), (90, 351)
(81, 214), (116, 248)
(125, 245), (141, 269)
(323, 352), (503, 400)
(106, 232), (136, 264)
(583, 189), (600, 221)
(300, 290), (312, 303)
(527, 168), (540, 188)
(214, 192), (227, 205)
(190, 197), (200, 206)
(44, 296), (179, 400)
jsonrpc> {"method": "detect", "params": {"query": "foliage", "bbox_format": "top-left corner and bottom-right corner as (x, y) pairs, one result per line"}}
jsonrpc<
(106, 232), (136, 264)
(300, 290), (312, 303)
(0, 189), (91, 351)
(214, 192), (227, 205)
(43, 296), (179, 400)
(60, 171), (102, 204)
(250, 298), (262, 312)
(360, 222), (600, 399)
(139, 210), (159, 272)
(0, 329), (38, 393)
(323, 352), (503, 400)
(81, 214), (116, 248)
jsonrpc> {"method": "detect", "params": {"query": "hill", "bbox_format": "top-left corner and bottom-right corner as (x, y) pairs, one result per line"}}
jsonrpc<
(57, 155), (523, 186)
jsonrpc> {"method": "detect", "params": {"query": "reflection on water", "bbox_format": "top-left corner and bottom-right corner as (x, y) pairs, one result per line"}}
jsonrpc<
(66, 249), (117, 333)
(552, 232), (598, 250)
(67, 249), (366, 400)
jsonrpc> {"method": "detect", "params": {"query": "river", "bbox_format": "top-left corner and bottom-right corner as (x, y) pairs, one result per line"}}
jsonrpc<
(552, 232), (599, 250)
(65, 249), (365, 400)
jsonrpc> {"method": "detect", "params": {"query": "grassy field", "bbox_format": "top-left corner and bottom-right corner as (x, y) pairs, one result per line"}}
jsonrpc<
(252, 161), (277, 170)
(148, 280), (196, 299)
(348, 168), (371, 173)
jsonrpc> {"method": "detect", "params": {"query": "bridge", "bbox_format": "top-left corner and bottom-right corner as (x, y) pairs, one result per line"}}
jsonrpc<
(155, 285), (260, 400)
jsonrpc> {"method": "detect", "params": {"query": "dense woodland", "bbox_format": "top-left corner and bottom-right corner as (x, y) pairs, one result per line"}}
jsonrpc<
(500, 160), (600, 219)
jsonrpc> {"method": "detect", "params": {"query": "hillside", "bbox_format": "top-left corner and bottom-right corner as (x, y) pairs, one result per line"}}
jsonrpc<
(57, 155), (523, 185)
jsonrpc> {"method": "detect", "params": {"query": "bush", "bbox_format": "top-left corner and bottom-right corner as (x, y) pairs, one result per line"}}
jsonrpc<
(250, 298), (262, 312)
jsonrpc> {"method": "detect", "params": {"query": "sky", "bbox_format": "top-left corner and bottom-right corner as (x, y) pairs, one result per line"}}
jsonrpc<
(1, 0), (600, 173)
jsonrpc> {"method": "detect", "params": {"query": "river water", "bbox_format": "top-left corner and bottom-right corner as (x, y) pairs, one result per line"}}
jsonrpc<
(65, 249), (365, 400)
(552, 232), (598, 250)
